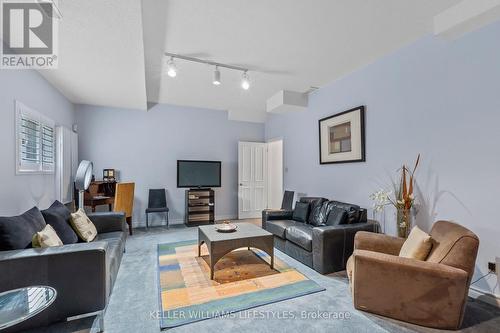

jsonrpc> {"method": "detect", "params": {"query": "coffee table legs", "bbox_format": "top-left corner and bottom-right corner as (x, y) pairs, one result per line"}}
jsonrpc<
(270, 248), (274, 269)
(198, 236), (274, 280)
(198, 239), (216, 279)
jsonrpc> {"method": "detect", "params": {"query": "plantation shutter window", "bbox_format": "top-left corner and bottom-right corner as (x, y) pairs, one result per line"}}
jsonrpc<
(41, 124), (55, 172)
(16, 101), (56, 174)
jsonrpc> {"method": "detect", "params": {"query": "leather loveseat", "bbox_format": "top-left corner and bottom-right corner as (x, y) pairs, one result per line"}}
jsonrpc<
(0, 211), (127, 332)
(262, 197), (379, 274)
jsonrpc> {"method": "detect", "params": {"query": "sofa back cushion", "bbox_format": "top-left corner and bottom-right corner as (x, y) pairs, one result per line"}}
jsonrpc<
(41, 201), (78, 244)
(292, 202), (310, 223)
(325, 206), (349, 226)
(299, 197), (327, 205)
(0, 207), (46, 250)
(307, 198), (328, 226)
(329, 201), (361, 224)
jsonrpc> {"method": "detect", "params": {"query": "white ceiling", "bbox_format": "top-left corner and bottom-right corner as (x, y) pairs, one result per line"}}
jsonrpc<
(40, 0), (465, 122)
(39, 0), (147, 110)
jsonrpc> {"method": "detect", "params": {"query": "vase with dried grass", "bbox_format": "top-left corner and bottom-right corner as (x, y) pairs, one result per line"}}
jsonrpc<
(370, 154), (420, 238)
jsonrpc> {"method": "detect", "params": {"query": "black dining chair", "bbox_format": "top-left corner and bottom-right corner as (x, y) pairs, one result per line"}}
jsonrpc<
(146, 189), (169, 229)
(281, 190), (295, 210)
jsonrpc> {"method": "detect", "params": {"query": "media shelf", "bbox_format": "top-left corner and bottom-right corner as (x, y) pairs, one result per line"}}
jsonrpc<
(185, 189), (215, 226)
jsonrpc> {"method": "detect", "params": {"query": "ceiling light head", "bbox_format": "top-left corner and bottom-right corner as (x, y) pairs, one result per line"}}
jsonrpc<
(166, 57), (177, 78)
(241, 71), (250, 90)
(213, 66), (221, 85)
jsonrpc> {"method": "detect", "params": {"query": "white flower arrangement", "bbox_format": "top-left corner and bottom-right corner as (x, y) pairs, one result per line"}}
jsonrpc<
(369, 189), (392, 213)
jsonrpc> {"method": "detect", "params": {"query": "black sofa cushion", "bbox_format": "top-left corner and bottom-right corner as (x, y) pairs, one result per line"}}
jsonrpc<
(286, 225), (313, 251)
(308, 198), (329, 226)
(329, 201), (361, 224)
(41, 201), (78, 244)
(0, 207), (46, 251)
(266, 220), (299, 239)
(325, 207), (349, 226)
(292, 202), (310, 222)
(299, 197), (327, 204)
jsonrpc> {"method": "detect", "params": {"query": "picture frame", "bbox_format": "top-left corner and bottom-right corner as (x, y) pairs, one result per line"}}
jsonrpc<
(318, 106), (365, 164)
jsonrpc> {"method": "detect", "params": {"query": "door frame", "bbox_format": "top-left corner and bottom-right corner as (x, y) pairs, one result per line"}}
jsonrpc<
(266, 137), (284, 210)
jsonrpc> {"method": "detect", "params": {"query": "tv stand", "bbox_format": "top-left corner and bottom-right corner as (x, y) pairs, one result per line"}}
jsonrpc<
(185, 188), (215, 226)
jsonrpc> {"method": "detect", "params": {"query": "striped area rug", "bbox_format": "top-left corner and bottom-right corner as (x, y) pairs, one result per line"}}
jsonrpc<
(157, 240), (325, 328)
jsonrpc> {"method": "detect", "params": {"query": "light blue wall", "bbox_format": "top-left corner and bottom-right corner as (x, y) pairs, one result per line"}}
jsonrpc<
(266, 21), (500, 295)
(76, 104), (264, 225)
(0, 70), (75, 215)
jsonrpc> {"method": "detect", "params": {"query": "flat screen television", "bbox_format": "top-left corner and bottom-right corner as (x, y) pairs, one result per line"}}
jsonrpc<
(177, 160), (221, 188)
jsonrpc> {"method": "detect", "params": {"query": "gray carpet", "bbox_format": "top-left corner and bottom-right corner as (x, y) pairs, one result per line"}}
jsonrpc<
(24, 224), (500, 333)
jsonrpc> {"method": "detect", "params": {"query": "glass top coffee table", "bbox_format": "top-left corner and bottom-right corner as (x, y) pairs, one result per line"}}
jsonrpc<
(0, 286), (57, 330)
(198, 222), (274, 280)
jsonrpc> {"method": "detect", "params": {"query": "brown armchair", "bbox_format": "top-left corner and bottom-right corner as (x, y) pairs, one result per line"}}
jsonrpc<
(346, 221), (479, 330)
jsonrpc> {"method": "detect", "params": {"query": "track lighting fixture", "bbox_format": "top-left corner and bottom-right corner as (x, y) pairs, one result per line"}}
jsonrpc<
(213, 66), (221, 85)
(241, 71), (250, 90)
(164, 52), (252, 90)
(166, 57), (177, 78)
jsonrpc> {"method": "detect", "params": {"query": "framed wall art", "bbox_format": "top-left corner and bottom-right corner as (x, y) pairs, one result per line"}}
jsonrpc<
(318, 106), (365, 164)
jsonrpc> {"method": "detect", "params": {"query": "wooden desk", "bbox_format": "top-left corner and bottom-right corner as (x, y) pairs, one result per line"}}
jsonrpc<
(75, 181), (116, 212)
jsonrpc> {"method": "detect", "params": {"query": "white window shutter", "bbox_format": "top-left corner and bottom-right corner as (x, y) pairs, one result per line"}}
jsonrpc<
(15, 101), (56, 174)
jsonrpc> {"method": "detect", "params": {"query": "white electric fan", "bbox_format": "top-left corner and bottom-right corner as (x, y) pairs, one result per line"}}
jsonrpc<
(74, 160), (93, 210)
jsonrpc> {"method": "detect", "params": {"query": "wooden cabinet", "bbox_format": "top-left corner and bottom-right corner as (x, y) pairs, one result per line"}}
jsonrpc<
(185, 189), (215, 226)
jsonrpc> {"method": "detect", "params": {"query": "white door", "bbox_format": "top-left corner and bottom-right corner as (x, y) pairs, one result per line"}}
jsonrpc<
(238, 142), (267, 219)
(267, 139), (283, 209)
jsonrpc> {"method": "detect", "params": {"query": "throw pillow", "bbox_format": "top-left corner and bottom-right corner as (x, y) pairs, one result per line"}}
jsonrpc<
(0, 207), (46, 250)
(32, 224), (63, 248)
(325, 206), (348, 226)
(308, 199), (328, 226)
(292, 202), (310, 223)
(41, 201), (78, 244)
(70, 209), (98, 242)
(399, 226), (433, 260)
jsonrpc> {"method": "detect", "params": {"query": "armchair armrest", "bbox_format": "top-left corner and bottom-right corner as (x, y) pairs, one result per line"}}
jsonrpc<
(88, 212), (126, 234)
(354, 231), (405, 255)
(261, 209), (293, 229)
(0, 242), (109, 325)
(351, 249), (469, 329)
(312, 222), (378, 274)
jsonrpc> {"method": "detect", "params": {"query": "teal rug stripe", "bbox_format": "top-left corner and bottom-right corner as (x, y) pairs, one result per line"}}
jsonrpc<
(156, 240), (326, 329)
(160, 280), (325, 328)
(158, 240), (196, 255)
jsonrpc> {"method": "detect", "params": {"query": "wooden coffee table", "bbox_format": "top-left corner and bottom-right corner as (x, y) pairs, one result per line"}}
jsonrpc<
(198, 222), (274, 279)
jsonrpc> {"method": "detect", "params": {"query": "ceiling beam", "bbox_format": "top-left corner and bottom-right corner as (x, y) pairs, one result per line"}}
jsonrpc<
(434, 0), (500, 39)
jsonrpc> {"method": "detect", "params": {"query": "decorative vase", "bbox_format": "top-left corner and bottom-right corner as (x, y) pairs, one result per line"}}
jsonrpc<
(396, 208), (412, 238)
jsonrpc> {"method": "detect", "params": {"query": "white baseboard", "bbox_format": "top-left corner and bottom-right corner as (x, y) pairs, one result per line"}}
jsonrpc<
(215, 215), (238, 221)
(469, 286), (500, 307)
(132, 215), (238, 228)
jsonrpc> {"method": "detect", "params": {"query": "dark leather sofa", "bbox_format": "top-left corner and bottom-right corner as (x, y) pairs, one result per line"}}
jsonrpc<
(262, 197), (379, 274)
(0, 212), (127, 332)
